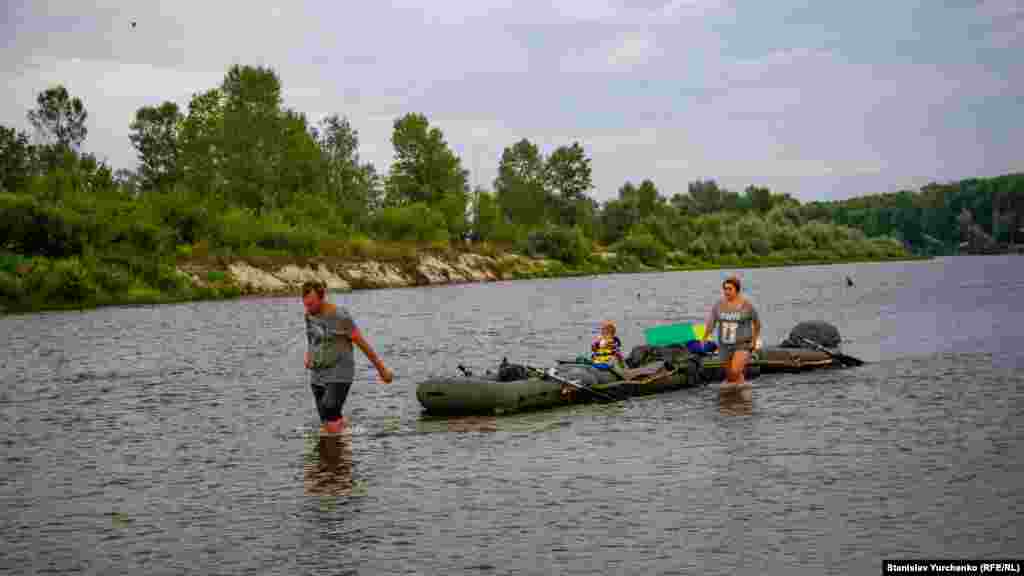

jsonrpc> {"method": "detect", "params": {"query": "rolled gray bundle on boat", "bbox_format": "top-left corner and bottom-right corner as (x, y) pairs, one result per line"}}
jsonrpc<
(780, 321), (841, 349)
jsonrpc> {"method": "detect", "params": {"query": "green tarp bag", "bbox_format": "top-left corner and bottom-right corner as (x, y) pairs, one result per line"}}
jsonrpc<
(644, 323), (706, 347)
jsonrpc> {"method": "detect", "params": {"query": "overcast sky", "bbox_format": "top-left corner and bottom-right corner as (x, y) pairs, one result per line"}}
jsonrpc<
(3, 0), (1021, 202)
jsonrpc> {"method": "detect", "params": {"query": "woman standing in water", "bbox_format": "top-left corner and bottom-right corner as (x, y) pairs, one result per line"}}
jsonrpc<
(703, 276), (762, 390)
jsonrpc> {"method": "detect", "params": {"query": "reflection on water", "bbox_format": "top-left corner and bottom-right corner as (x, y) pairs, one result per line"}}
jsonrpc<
(443, 415), (499, 433)
(303, 430), (355, 497)
(413, 401), (629, 436)
(718, 386), (753, 416)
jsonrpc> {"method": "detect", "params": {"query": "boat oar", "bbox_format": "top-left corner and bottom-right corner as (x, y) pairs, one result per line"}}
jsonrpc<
(796, 336), (865, 367)
(557, 357), (625, 379)
(524, 365), (619, 403)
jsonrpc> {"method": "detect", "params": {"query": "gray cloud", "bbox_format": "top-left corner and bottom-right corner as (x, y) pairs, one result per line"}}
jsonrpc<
(2, 0), (1019, 202)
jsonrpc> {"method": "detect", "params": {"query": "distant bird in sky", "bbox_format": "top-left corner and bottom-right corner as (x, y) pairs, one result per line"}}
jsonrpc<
(131, 21), (137, 28)
(846, 276), (854, 287)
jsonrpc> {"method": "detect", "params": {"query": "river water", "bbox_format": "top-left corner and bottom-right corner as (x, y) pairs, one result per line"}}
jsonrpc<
(2, 256), (1022, 575)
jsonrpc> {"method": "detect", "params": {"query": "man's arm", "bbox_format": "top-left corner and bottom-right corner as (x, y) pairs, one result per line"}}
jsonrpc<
(351, 327), (393, 383)
(303, 317), (312, 369)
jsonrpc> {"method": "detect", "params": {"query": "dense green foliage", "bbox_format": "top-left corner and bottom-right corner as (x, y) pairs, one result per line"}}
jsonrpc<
(3, 63), (1005, 314)
(797, 175), (1024, 255)
(521, 226), (590, 265)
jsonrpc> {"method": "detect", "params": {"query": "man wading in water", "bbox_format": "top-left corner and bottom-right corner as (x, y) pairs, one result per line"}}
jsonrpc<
(703, 276), (762, 391)
(303, 280), (392, 434)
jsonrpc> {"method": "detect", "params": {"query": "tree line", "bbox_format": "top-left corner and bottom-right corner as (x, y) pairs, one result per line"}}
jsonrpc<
(796, 175), (1024, 255)
(8, 63), (1000, 311)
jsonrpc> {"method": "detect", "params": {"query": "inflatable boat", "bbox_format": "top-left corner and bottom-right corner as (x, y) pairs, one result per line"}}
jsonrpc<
(416, 321), (856, 416)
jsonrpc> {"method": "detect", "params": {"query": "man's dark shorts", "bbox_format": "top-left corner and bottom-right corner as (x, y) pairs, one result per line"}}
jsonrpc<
(311, 381), (352, 422)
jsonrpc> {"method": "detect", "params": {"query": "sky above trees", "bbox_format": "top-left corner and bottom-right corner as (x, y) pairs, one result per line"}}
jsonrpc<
(2, 0), (1021, 202)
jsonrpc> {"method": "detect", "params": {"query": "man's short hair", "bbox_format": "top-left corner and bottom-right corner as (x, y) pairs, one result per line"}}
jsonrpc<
(302, 280), (325, 297)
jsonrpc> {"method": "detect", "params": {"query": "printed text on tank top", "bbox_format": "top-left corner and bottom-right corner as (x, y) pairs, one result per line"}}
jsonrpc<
(716, 299), (755, 346)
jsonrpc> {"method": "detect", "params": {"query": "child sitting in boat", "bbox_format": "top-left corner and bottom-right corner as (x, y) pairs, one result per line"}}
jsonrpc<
(563, 321), (626, 401)
(591, 321), (624, 373)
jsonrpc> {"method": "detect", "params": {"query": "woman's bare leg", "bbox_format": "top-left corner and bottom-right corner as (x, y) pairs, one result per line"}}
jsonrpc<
(720, 352), (737, 390)
(733, 350), (751, 388)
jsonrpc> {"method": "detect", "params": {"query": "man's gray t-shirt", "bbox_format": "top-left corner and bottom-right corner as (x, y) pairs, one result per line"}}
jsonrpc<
(708, 299), (759, 346)
(306, 306), (356, 385)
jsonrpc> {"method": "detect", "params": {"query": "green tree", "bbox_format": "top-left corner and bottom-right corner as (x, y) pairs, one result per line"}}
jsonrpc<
(543, 142), (592, 227)
(524, 226), (588, 264)
(574, 196), (600, 240)
(720, 188), (743, 212)
(670, 192), (696, 216)
(600, 197), (635, 245)
(178, 88), (225, 194)
(600, 180), (663, 245)
(745, 185), (773, 213)
(766, 203), (801, 228)
(618, 180), (640, 215)
(769, 222), (798, 251)
(615, 229), (667, 266)
(219, 65), (286, 213)
(27, 85), (88, 152)
(437, 190), (470, 240)
(113, 168), (141, 197)
(316, 114), (362, 209)
(687, 180), (722, 214)
(76, 152), (115, 195)
(688, 236), (710, 259)
(640, 213), (686, 251)
(129, 101), (182, 191)
(736, 215), (769, 254)
(386, 113), (469, 207)
(371, 202), (449, 242)
(636, 179), (661, 220)
(799, 201), (832, 223)
(494, 138), (548, 228)
(618, 181), (637, 201)
(275, 109), (324, 211)
(470, 187), (501, 241)
(0, 126), (35, 192)
(695, 213), (725, 237)
(313, 113), (384, 220)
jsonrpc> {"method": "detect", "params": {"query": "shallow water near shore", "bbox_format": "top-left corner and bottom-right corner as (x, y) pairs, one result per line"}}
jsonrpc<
(2, 255), (1022, 575)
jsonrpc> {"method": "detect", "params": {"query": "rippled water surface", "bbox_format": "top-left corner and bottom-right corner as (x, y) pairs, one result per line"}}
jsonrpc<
(2, 256), (1022, 575)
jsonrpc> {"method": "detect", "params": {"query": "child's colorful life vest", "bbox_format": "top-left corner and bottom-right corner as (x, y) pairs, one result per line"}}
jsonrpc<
(591, 336), (623, 368)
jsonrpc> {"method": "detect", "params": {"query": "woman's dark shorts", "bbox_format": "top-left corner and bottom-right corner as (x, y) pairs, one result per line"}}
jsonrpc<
(719, 341), (754, 362)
